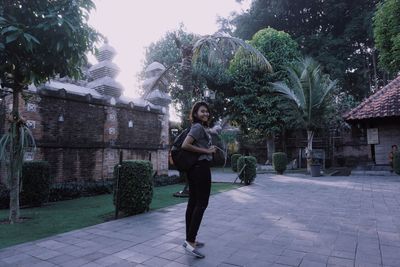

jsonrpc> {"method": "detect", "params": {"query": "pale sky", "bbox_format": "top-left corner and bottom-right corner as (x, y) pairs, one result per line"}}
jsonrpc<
(88, 0), (250, 99)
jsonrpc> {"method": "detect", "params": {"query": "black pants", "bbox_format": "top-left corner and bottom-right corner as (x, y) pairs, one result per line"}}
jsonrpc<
(185, 160), (211, 243)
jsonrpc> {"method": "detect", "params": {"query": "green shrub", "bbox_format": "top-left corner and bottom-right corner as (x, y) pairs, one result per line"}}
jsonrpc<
(153, 175), (183, 186)
(114, 160), (153, 215)
(237, 156), (257, 185)
(273, 152), (287, 174)
(49, 179), (113, 202)
(394, 152), (400, 175)
(0, 183), (9, 209)
(21, 161), (51, 207)
(231, 154), (242, 172)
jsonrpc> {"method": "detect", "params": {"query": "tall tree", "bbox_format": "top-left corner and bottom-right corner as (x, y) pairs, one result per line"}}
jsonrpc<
(272, 57), (337, 171)
(143, 29), (271, 126)
(227, 0), (380, 100)
(0, 0), (100, 223)
(373, 0), (400, 76)
(228, 27), (302, 163)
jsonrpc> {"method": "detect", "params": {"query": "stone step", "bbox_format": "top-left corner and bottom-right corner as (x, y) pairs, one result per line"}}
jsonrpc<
(351, 170), (397, 176)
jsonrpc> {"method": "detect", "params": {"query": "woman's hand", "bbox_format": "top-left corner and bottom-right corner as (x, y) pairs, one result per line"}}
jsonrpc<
(207, 146), (217, 154)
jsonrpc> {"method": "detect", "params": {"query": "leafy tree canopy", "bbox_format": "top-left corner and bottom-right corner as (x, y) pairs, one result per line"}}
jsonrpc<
(228, 27), (302, 138)
(227, 0), (381, 100)
(0, 0), (100, 88)
(373, 0), (400, 76)
(142, 27), (233, 124)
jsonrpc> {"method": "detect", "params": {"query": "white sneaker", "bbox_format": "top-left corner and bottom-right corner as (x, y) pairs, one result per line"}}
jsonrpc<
(183, 241), (205, 258)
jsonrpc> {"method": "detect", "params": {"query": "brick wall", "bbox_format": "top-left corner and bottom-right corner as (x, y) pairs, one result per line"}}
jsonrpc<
(0, 89), (168, 183)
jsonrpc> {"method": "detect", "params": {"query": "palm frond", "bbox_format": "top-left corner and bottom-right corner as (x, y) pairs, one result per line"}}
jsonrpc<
(271, 81), (301, 107)
(144, 63), (179, 97)
(313, 79), (337, 108)
(286, 66), (306, 108)
(193, 34), (272, 72)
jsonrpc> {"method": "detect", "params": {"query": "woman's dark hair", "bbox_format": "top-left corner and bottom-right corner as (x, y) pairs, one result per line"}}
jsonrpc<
(190, 101), (210, 126)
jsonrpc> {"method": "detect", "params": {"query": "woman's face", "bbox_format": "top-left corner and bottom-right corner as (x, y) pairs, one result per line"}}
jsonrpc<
(195, 105), (209, 123)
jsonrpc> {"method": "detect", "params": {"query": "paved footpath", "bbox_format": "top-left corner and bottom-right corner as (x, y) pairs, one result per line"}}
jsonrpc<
(1, 173), (400, 267)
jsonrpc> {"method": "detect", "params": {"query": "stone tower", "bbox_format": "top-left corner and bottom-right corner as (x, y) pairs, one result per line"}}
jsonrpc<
(87, 40), (123, 98)
(143, 62), (172, 175)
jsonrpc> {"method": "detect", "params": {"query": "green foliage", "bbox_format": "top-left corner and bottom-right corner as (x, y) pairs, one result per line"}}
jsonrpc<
(322, 92), (358, 134)
(143, 28), (272, 127)
(373, 0), (400, 75)
(231, 154), (242, 172)
(0, 0), (101, 85)
(143, 28), (215, 126)
(272, 57), (337, 131)
(237, 156), (257, 185)
(394, 152), (400, 175)
(229, 0), (381, 100)
(0, 124), (36, 180)
(49, 179), (114, 202)
(228, 27), (302, 138)
(21, 161), (51, 207)
(113, 160), (153, 215)
(0, 183), (9, 209)
(272, 152), (287, 174)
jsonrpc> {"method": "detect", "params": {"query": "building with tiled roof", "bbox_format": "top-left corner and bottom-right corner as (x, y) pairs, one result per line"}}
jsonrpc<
(345, 75), (400, 121)
(343, 75), (400, 165)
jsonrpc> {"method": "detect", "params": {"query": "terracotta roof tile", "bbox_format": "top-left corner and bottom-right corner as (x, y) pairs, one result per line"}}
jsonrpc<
(345, 75), (400, 121)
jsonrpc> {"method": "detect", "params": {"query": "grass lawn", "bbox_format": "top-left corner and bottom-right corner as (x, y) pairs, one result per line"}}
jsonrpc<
(0, 182), (240, 249)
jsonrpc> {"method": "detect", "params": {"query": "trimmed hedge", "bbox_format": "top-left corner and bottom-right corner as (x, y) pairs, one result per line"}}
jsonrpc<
(273, 152), (287, 174)
(114, 160), (153, 215)
(49, 179), (113, 202)
(394, 152), (400, 175)
(0, 183), (9, 209)
(153, 175), (183, 187)
(21, 161), (52, 207)
(231, 154), (242, 172)
(237, 156), (257, 185)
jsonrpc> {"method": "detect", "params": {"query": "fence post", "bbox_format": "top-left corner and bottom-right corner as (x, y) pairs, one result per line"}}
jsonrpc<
(114, 151), (123, 219)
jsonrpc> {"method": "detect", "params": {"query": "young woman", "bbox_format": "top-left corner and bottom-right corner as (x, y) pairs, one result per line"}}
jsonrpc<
(181, 101), (216, 258)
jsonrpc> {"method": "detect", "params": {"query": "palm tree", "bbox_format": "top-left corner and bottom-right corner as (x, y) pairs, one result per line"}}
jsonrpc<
(148, 32), (272, 127)
(272, 57), (337, 171)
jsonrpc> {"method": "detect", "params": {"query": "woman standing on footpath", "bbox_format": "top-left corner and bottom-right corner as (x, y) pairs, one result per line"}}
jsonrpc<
(181, 101), (216, 258)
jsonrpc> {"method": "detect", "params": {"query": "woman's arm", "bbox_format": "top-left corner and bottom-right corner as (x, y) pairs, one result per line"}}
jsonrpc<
(182, 135), (215, 154)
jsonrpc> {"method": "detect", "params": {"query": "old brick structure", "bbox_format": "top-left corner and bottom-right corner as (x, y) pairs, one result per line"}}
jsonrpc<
(343, 75), (400, 166)
(0, 42), (171, 183)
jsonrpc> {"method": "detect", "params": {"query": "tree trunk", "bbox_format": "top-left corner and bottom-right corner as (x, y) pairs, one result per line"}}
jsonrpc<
(266, 134), (275, 164)
(180, 44), (194, 128)
(9, 89), (21, 223)
(306, 130), (314, 172)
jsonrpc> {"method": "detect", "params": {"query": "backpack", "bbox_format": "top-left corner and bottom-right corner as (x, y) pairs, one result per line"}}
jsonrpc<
(170, 127), (199, 172)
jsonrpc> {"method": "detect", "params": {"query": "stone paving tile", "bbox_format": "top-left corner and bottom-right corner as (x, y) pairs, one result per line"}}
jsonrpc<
(47, 254), (77, 265)
(327, 256), (354, 267)
(3, 173), (400, 266)
(93, 255), (125, 266)
(300, 260), (327, 267)
(125, 251), (153, 264)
